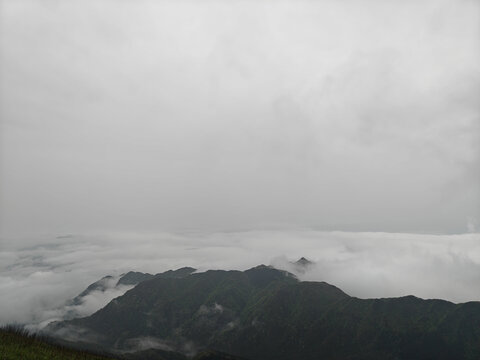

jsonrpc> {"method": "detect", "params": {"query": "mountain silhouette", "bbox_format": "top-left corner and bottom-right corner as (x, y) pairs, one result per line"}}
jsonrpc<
(46, 265), (480, 360)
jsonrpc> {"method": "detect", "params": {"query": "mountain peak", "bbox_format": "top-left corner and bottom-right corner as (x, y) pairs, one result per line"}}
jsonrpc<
(290, 257), (314, 274)
(295, 257), (313, 266)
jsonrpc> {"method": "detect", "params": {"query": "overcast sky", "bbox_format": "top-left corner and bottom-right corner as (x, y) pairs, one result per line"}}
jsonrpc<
(0, 0), (479, 236)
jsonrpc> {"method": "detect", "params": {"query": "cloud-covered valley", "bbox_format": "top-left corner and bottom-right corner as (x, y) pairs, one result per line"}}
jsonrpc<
(1, 230), (479, 327)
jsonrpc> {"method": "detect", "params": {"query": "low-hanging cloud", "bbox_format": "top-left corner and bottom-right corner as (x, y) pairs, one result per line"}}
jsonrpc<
(1, 230), (479, 328)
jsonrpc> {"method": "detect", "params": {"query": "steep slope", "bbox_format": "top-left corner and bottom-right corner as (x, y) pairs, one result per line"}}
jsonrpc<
(67, 268), (196, 312)
(70, 276), (118, 306)
(116, 272), (155, 286)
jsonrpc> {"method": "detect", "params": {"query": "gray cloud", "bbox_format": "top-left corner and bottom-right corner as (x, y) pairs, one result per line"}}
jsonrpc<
(0, 0), (478, 235)
(1, 230), (480, 328)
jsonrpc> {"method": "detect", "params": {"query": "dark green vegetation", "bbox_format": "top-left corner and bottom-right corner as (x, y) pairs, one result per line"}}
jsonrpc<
(0, 326), (247, 360)
(65, 267), (197, 321)
(122, 349), (247, 360)
(116, 272), (155, 286)
(0, 326), (115, 360)
(46, 265), (480, 360)
(117, 268), (196, 287)
(72, 267), (196, 305)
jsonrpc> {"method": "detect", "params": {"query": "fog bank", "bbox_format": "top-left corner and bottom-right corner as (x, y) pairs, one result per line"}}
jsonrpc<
(1, 230), (479, 326)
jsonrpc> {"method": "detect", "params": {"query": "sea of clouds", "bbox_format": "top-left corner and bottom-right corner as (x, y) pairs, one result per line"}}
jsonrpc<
(1, 230), (480, 329)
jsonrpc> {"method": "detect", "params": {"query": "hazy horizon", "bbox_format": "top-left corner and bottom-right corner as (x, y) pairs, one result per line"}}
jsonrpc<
(1, 229), (480, 328)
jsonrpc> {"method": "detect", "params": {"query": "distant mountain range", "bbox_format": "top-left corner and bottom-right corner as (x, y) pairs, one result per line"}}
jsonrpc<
(44, 259), (480, 360)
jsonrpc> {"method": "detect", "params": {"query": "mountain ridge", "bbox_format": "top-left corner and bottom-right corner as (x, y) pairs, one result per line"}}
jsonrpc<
(45, 263), (480, 360)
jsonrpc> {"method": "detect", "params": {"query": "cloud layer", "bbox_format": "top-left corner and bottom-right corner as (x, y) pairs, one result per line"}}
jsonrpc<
(1, 0), (479, 235)
(1, 230), (479, 327)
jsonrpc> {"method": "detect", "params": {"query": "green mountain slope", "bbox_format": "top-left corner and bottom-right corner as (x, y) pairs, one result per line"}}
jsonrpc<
(116, 271), (155, 286)
(122, 348), (248, 360)
(0, 327), (248, 360)
(0, 327), (116, 360)
(46, 265), (480, 360)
